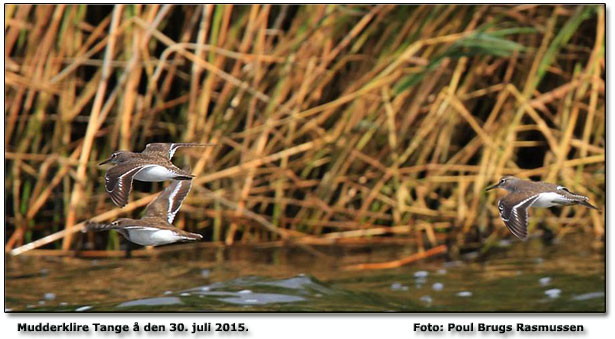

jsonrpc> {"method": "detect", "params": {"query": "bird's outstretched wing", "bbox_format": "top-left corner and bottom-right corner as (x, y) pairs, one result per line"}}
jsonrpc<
(498, 194), (541, 241)
(105, 164), (156, 207)
(143, 143), (215, 160)
(143, 179), (192, 223)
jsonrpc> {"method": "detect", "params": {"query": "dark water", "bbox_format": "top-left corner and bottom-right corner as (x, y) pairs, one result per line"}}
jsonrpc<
(5, 235), (605, 312)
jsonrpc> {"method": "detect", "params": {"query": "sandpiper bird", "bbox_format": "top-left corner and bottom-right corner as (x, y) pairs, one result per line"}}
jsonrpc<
(486, 176), (598, 240)
(99, 142), (214, 207)
(85, 179), (202, 246)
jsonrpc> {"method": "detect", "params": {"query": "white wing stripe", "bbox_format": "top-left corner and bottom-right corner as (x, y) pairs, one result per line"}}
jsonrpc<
(166, 181), (183, 223)
(169, 144), (180, 159)
(513, 194), (540, 210)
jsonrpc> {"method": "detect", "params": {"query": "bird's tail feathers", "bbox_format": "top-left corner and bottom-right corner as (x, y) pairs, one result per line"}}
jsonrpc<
(180, 231), (202, 241)
(578, 200), (599, 210)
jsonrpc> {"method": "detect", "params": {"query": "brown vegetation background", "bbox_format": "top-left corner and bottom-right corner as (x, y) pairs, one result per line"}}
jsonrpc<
(4, 5), (605, 257)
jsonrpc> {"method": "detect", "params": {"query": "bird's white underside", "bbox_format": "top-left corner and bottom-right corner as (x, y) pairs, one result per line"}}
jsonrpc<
(125, 228), (187, 246)
(532, 192), (571, 208)
(134, 165), (178, 182)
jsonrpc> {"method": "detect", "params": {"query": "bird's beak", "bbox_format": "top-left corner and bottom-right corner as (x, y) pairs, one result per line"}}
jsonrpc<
(99, 157), (112, 166)
(485, 183), (499, 191)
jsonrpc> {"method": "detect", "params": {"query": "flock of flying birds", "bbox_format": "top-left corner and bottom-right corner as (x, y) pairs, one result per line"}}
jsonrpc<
(84, 142), (599, 248)
(85, 143), (214, 247)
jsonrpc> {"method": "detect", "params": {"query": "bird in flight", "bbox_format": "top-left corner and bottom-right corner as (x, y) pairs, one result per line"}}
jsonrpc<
(85, 179), (202, 246)
(486, 176), (598, 240)
(99, 142), (214, 207)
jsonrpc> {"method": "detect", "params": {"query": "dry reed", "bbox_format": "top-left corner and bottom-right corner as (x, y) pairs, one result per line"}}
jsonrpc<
(4, 5), (605, 258)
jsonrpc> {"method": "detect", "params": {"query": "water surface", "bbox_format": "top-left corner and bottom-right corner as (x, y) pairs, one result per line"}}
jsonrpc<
(5, 234), (605, 312)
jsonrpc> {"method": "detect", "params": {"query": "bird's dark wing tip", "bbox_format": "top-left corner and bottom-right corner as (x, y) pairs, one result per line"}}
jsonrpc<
(504, 220), (528, 241)
(110, 192), (127, 207)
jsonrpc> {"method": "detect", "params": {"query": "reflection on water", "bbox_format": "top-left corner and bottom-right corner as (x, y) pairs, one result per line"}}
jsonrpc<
(5, 235), (604, 312)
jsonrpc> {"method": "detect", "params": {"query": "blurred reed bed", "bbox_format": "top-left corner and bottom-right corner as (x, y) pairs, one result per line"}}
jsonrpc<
(4, 5), (604, 259)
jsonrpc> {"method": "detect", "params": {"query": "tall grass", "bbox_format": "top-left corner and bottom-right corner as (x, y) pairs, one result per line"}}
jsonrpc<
(5, 5), (605, 255)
